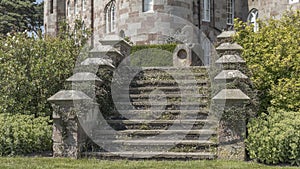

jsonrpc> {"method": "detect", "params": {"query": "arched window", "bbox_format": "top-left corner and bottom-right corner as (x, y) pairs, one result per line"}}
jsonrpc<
(226, 0), (234, 25)
(105, 1), (116, 33)
(50, 0), (54, 14)
(247, 8), (259, 32)
(289, 0), (299, 4)
(143, 0), (153, 12)
(67, 1), (70, 16)
(202, 0), (210, 22)
(74, 0), (78, 15)
(82, 0), (86, 13)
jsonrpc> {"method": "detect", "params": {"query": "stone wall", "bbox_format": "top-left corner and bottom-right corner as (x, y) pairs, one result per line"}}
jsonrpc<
(248, 0), (300, 19)
(44, 0), (66, 36)
(44, 0), (300, 43)
(44, 0), (250, 44)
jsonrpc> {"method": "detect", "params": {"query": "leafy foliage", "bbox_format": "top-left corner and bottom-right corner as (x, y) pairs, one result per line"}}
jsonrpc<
(0, 0), (43, 35)
(235, 11), (300, 166)
(0, 20), (90, 117)
(234, 11), (300, 112)
(0, 114), (52, 156)
(247, 108), (300, 166)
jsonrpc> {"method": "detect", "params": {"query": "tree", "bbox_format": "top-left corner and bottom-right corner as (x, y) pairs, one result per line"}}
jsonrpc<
(0, 0), (43, 35)
(0, 20), (90, 117)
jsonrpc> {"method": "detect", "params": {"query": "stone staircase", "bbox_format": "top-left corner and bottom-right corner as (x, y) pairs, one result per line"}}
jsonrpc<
(85, 66), (219, 159)
(48, 32), (251, 160)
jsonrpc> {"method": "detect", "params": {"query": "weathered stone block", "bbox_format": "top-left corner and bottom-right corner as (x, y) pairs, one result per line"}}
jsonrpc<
(81, 58), (115, 69)
(214, 70), (248, 81)
(173, 43), (204, 67)
(67, 72), (103, 83)
(48, 90), (94, 158)
(212, 89), (250, 102)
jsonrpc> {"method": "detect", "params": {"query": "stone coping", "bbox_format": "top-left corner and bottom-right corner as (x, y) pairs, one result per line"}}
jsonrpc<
(66, 72), (103, 82)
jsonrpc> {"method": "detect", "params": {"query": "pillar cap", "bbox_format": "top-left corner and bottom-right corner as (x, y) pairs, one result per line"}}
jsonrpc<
(66, 72), (103, 83)
(216, 55), (246, 64)
(99, 35), (132, 48)
(216, 43), (243, 51)
(217, 31), (236, 39)
(81, 58), (115, 69)
(212, 89), (250, 101)
(89, 45), (123, 57)
(48, 90), (92, 103)
(214, 70), (248, 80)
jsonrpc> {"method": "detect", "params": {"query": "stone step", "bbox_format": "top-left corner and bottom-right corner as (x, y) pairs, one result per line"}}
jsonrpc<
(84, 151), (216, 160)
(128, 97), (210, 104)
(122, 86), (209, 90)
(117, 93), (208, 99)
(114, 109), (210, 119)
(105, 119), (217, 130)
(92, 129), (217, 141)
(115, 96), (209, 104)
(106, 119), (216, 125)
(98, 139), (216, 146)
(140, 66), (209, 71)
(121, 86), (210, 94)
(130, 79), (209, 86)
(113, 102), (209, 111)
(96, 129), (217, 136)
(115, 102), (208, 107)
(134, 72), (208, 79)
(89, 138), (217, 152)
(116, 109), (210, 114)
(119, 98), (209, 104)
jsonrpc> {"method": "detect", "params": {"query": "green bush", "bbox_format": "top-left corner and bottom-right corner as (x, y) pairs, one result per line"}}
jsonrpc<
(0, 114), (52, 156)
(130, 44), (177, 67)
(235, 11), (300, 166)
(270, 78), (300, 111)
(246, 108), (300, 166)
(234, 11), (300, 112)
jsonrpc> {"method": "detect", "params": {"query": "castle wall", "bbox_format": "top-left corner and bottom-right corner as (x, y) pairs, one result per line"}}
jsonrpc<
(44, 0), (66, 36)
(44, 0), (249, 44)
(248, 0), (300, 19)
(91, 0), (197, 45)
(200, 0), (248, 41)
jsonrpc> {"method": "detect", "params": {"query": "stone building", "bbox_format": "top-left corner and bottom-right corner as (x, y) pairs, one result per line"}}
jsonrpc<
(247, 0), (300, 32)
(44, 0), (249, 44)
(248, 0), (300, 20)
(44, 0), (300, 43)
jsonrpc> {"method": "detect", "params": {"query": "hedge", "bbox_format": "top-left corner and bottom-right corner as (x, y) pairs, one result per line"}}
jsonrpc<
(246, 108), (300, 166)
(0, 114), (52, 156)
(130, 44), (177, 67)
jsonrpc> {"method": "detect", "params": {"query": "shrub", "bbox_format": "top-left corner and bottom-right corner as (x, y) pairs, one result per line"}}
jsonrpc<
(234, 10), (300, 112)
(270, 78), (300, 111)
(235, 11), (300, 166)
(246, 108), (300, 166)
(0, 21), (90, 117)
(0, 114), (52, 156)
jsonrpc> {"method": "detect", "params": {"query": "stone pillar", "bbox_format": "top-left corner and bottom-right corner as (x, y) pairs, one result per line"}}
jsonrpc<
(48, 90), (93, 158)
(213, 31), (250, 160)
(98, 35), (132, 66)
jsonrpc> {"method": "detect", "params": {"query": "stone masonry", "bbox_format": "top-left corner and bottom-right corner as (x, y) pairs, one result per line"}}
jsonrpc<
(44, 0), (250, 44)
(248, 0), (300, 19)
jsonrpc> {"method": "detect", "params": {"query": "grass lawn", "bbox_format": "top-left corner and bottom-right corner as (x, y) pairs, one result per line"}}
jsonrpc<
(0, 158), (298, 169)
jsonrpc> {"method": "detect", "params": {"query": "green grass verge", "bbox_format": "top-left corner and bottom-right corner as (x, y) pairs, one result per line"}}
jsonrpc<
(0, 158), (298, 169)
